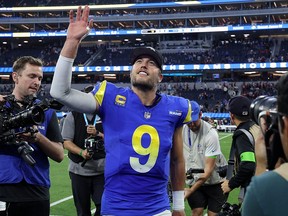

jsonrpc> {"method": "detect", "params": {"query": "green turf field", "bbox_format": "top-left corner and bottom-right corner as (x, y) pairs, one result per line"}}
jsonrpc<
(49, 131), (239, 215)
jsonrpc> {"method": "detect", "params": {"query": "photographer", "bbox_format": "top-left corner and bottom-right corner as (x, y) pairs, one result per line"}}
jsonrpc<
(62, 85), (105, 216)
(0, 56), (64, 216)
(242, 74), (288, 216)
(183, 101), (227, 216)
(221, 96), (259, 203)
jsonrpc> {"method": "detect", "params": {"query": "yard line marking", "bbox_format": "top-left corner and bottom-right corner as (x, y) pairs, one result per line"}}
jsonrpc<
(219, 133), (233, 140)
(50, 195), (73, 207)
(51, 196), (97, 215)
(50, 196), (96, 215)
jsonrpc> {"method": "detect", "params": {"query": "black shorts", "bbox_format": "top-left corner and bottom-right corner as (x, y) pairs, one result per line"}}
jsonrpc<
(187, 183), (226, 213)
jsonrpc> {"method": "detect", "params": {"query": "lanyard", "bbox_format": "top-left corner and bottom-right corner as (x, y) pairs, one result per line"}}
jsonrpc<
(83, 113), (99, 126)
(187, 126), (199, 149)
(188, 126), (192, 148)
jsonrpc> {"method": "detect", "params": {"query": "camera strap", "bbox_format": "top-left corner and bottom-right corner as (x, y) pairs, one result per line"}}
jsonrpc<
(227, 129), (254, 179)
(238, 129), (255, 146)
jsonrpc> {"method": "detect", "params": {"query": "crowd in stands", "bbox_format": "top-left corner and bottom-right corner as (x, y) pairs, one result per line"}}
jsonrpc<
(88, 38), (288, 66)
(1, 37), (281, 68)
(211, 38), (274, 64)
(0, 41), (97, 67)
(241, 81), (277, 99)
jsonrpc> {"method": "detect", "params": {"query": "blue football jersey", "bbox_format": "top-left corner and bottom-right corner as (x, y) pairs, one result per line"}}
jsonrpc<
(91, 81), (191, 215)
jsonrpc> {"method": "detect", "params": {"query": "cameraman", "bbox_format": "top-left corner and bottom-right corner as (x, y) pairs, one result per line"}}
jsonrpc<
(0, 56), (64, 216)
(242, 74), (288, 216)
(62, 85), (105, 216)
(221, 96), (259, 202)
(183, 101), (226, 216)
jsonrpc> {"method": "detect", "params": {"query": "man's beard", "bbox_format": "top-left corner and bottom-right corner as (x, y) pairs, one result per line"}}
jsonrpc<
(189, 123), (200, 132)
(190, 126), (200, 132)
(131, 79), (155, 92)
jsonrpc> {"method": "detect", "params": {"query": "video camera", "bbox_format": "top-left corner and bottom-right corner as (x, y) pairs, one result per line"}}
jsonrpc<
(186, 168), (204, 181)
(81, 137), (105, 167)
(218, 202), (241, 216)
(0, 95), (63, 166)
(250, 95), (286, 170)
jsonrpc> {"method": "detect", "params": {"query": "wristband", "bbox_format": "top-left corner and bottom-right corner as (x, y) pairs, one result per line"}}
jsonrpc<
(79, 149), (83, 157)
(172, 191), (184, 211)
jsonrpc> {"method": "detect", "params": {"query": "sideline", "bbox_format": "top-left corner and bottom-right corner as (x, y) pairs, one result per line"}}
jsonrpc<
(219, 132), (233, 140)
(50, 195), (95, 215)
(50, 195), (73, 207)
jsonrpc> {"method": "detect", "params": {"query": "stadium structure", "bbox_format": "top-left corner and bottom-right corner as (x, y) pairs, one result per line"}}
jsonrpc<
(0, 0), (287, 122)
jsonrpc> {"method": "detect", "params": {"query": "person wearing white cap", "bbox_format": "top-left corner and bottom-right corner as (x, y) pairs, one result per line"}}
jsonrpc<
(183, 101), (226, 216)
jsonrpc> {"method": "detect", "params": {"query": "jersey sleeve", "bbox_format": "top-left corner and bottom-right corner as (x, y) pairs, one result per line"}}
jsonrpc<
(91, 80), (108, 108)
(176, 97), (192, 128)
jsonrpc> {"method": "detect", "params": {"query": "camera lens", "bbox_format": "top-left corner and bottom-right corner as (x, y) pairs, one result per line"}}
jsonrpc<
(4, 105), (45, 131)
(250, 95), (277, 124)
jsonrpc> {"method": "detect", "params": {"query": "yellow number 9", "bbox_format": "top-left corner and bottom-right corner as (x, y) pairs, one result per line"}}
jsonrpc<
(130, 125), (160, 173)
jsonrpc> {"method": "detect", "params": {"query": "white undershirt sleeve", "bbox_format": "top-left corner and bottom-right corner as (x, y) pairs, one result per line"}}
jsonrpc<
(50, 55), (97, 114)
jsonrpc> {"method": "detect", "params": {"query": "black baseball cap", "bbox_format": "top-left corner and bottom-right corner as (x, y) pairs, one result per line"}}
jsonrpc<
(228, 95), (251, 117)
(130, 47), (163, 71)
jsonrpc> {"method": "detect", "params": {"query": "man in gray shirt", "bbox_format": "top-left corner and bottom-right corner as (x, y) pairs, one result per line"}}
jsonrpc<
(62, 86), (105, 216)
